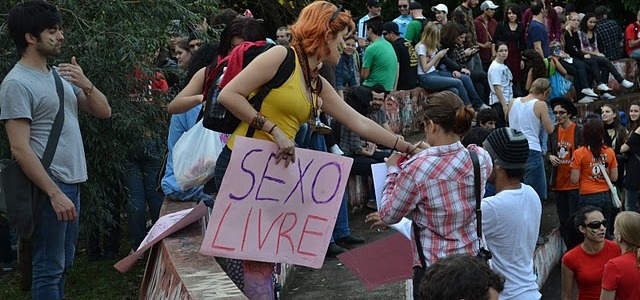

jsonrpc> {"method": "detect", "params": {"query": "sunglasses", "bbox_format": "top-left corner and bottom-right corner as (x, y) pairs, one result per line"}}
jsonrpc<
(584, 220), (607, 229)
(329, 5), (343, 25)
(398, 5), (408, 8)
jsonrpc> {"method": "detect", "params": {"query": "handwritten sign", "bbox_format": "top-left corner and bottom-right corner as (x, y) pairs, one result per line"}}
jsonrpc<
(199, 137), (353, 268)
(115, 202), (208, 273)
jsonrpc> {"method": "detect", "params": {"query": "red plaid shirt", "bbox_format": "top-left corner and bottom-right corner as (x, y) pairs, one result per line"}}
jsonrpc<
(380, 142), (493, 267)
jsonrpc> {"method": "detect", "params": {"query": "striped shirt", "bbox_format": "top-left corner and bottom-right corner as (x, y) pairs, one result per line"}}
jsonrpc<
(380, 142), (493, 267)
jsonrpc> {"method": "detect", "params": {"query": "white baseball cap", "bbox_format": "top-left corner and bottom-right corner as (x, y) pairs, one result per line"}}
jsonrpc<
(431, 4), (448, 13)
(480, 1), (499, 11)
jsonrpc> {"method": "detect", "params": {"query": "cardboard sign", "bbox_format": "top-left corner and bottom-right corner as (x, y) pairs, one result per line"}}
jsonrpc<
(200, 137), (353, 269)
(115, 202), (208, 273)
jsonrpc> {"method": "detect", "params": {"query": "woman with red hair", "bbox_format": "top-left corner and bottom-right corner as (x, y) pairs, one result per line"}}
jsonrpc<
(217, 2), (423, 298)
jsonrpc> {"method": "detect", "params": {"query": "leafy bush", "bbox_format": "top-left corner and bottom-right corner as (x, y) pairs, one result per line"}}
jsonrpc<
(0, 0), (218, 242)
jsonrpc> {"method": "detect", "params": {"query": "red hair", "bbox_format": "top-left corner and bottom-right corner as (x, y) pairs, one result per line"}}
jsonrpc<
(289, 1), (354, 60)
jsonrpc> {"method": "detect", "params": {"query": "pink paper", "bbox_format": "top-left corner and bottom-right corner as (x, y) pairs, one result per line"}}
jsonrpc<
(337, 232), (414, 290)
(199, 137), (353, 269)
(114, 202), (208, 272)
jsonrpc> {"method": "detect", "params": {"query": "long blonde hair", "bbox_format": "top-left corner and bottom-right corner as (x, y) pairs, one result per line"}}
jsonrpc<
(419, 22), (440, 53)
(614, 211), (640, 268)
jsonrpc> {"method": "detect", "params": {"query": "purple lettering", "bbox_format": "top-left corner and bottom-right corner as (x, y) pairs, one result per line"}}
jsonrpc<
(255, 152), (286, 202)
(229, 149), (262, 201)
(311, 162), (342, 204)
(283, 158), (314, 204)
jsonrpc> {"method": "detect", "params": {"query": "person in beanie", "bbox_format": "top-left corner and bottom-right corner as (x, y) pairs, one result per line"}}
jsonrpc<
(481, 127), (542, 300)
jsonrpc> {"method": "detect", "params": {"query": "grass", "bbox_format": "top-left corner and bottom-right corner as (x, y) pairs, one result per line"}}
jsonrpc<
(0, 249), (144, 300)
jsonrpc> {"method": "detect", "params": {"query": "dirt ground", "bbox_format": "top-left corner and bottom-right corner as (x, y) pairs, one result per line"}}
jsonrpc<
(283, 133), (561, 299)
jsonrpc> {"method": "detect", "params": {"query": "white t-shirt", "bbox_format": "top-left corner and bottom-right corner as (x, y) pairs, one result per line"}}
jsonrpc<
(357, 15), (371, 40)
(487, 60), (513, 106)
(508, 97), (543, 152)
(481, 185), (542, 300)
(416, 43), (436, 75)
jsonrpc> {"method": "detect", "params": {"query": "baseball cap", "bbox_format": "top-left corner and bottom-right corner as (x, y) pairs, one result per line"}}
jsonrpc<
(367, 0), (382, 7)
(480, 1), (499, 11)
(409, 1), (422, 10)
(482, 128), (530, 169)
(382, 22), (400, 35)
(431, 4), (449, 13)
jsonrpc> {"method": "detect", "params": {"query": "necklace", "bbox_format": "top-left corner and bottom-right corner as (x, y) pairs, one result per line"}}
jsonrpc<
(293, 44), (321, 120)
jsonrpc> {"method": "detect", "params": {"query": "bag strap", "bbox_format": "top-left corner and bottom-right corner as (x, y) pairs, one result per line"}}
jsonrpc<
(469, 150), (484, 249)
(597, 161), (616, 192)
(412, 221), (427, 268)
(245, 46), (296, 138)
(41, 69), (65, 169)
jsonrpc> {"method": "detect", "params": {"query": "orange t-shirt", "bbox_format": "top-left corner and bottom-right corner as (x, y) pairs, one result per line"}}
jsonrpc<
(570, 146), (618, 195)
(553, 123), (579, 191)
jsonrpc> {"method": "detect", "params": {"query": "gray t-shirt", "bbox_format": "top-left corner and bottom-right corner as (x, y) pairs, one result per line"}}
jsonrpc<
(0, 62), (87, 183)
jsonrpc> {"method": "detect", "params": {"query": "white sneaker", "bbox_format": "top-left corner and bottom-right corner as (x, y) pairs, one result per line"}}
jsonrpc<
(597, 83), (612, 91)
(622, 79), (635, 88)
(477, 104), (491, 111)
(577, 96), (595, 104)
(601, 92), (616, 100)
(580, 88), (598, 97)
(330, 144), (344, 155)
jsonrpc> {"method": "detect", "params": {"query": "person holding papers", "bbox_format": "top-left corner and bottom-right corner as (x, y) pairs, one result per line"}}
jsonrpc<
(366, 91), (493, 298)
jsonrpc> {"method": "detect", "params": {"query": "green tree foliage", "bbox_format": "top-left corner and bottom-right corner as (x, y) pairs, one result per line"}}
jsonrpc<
(0, 0), (218, 241)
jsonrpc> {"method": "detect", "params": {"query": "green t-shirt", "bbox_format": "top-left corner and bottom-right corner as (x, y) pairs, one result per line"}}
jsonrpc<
(404, 18), (426, 45)
(362, 38), (398, 91)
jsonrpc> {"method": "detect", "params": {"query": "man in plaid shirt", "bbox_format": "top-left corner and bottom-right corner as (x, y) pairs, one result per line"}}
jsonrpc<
(594, 6), (624, 61)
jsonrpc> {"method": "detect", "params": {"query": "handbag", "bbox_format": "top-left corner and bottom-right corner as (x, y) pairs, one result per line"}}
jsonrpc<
(0, 69), (65, 239)
(597, 161), (622, 209)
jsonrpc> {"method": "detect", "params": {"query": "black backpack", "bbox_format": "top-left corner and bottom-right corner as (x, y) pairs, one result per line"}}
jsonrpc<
(201, 43), (295, 136)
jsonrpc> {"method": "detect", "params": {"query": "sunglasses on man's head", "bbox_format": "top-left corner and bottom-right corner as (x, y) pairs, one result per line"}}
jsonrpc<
(584, 220), (607, 229)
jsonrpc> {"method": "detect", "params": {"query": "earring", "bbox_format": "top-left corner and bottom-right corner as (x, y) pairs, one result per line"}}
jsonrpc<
(325, 47), (331, 56)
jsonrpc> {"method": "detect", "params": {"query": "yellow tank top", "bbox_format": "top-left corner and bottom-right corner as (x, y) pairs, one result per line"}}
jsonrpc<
(226, 48), (314, 150)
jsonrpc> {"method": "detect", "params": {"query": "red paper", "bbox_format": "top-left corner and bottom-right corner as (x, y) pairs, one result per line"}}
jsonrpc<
(337, 232), (413, 290)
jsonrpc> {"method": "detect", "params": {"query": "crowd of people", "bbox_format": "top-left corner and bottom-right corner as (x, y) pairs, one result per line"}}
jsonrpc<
(2, 1), (640, 300)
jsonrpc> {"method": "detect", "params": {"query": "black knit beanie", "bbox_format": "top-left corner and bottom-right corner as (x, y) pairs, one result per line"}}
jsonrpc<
(482, 127), (529, 169)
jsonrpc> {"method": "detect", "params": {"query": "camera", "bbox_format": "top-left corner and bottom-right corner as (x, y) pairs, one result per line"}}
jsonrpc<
(477, 247), (492, 262)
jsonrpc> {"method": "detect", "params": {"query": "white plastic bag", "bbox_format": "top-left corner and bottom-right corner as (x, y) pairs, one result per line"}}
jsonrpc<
(173, 119), (225, 190)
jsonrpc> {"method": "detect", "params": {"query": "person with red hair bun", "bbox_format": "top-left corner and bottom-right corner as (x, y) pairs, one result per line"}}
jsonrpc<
(216, 1), (426, 298)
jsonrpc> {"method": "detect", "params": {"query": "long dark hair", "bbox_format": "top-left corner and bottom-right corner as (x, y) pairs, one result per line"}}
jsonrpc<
(628, 101), (640, 132)
(579, 12), (596, 33)
(582, 118), (606, 158)
(504, 3), (522, 23)
(440, 22), (467, 49)
(218, 16), (266, 58)
(601, 104), (629, 152)
(522, 49), (547, 81)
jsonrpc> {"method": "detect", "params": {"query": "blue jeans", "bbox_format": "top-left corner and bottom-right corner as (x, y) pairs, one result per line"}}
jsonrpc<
(332, 191), (351, 242)
(631, 48), (640, 60)
(32, 177), (80, 300)
(626, 189), (640, 212)
(441, 71), (485, 109)
(579, 191), (612, 232)
(125, 139), (164, 250)
(418, 71), (471, 106)
(524, 150), (547, 201)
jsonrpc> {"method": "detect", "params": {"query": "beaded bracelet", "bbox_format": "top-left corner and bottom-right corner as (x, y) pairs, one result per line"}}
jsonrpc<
(250, 112), (267, 130)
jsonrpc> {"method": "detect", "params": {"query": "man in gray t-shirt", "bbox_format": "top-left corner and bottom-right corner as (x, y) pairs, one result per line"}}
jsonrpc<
(0, 2), (111, 298)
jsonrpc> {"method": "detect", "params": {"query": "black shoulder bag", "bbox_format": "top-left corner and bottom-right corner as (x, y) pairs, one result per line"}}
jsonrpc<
(0, 69), (66, 239)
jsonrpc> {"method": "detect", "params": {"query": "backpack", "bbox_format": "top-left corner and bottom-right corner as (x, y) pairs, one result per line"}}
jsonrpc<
(201, 42), (295, 136)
